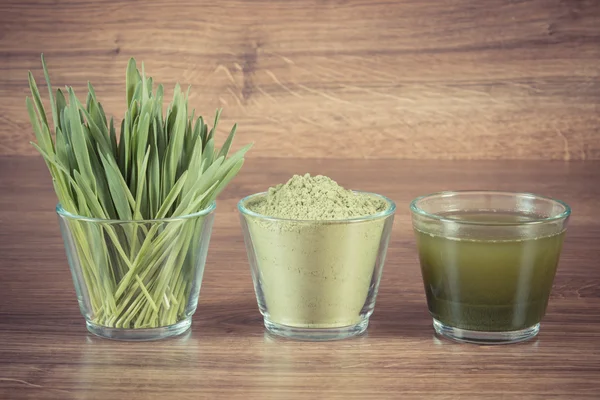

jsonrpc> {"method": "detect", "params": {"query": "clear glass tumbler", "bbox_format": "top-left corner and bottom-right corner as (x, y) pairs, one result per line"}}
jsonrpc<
(410, 191), (570, 344)
(57, 202), (216, 340)
(238, 192), (396, 341)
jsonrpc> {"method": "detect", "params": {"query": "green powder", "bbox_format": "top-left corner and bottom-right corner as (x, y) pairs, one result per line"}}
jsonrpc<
(249, 174), (386, 220)
(242, 174), (394, 330)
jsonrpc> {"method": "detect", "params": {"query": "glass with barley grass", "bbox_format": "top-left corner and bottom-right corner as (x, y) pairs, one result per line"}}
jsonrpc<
(410, 191), (570, 344)
(58, 203), (215, 340)
(27, 55), (251, 340)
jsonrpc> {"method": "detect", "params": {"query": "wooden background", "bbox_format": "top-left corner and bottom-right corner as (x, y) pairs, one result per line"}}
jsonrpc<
(0, 0), (599, 160)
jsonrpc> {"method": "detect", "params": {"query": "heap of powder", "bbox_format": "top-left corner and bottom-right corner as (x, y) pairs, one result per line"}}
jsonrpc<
(248, 174), (387, 220)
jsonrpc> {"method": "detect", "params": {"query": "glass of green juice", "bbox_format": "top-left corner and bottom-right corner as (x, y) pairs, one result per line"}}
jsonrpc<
(410, 191), (570, 344)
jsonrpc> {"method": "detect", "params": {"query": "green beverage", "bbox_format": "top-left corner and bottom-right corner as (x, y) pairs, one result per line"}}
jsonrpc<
(415, 211), (566, 332)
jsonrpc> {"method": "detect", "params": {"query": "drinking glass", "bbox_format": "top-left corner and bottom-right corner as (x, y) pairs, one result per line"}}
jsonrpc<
(410, 191), (570, 344)
(239, 192), (396, 341)
(58, 202), (216, 340)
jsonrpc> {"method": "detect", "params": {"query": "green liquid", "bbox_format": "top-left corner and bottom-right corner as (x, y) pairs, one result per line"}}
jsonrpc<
(416, 211), (565, 331)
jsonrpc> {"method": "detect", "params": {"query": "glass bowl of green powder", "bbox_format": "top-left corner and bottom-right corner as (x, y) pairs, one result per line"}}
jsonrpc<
(238, 174), (396, 341)
(410, 191), (571, 344)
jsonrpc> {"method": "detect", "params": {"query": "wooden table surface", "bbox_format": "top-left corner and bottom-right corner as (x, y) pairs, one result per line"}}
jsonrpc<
(1, 156), (599, 399)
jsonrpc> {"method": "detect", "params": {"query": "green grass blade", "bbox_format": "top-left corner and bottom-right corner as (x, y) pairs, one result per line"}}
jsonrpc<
(199, 116), (207, 144)
(66, 97), (97, 193)
(99, 151), (134, 220)
(164, 93), (187, 192)
(26, 97), (52, 154)
(133, 147), (151, 220)
(40, 54), (58, 132)
(27, 71), (49, 130)
(109, 117), (118, 156)
(156, 171), (188, 219)
(217, 123), (237, 159)
(181, 134), (203, 198)
(207, 108), (222, 142)
(126, 58), (139, 107)
(149, 125), (161, 217)
(55, 89), (67, 128)
(72, 96), (112, 155)
(54, 127), (71, 172)
(202, 138), (214, 171)
(118, 118), (126, 175)
(136, 113), (151, 170)
(207, 159), (245, 202)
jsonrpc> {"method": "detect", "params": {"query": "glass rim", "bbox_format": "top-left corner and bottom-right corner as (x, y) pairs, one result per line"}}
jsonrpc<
(237, 191), (396, 223)
(409, 190), (571, 226)
(56, 201), (217, 224)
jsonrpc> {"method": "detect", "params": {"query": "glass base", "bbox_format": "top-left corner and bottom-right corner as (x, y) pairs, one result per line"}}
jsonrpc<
(264, 318), (369, 341)
(433, 318), (540, 344)
(86, 317), (192, 341)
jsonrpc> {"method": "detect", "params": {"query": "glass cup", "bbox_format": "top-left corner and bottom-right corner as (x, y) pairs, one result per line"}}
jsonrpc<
(410, 191), (570, 344)
(238, 192), (396, 341)
(57, 202), (216, 340)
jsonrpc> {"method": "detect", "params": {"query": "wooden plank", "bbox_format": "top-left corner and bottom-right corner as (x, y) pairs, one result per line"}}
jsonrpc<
(1, 156), (599, 399)
(1, 0), (599, 159)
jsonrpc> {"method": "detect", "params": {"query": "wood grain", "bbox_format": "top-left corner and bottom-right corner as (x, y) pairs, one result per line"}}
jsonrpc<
(1, 155), (599, 399)
(1, 0), (599, 159)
